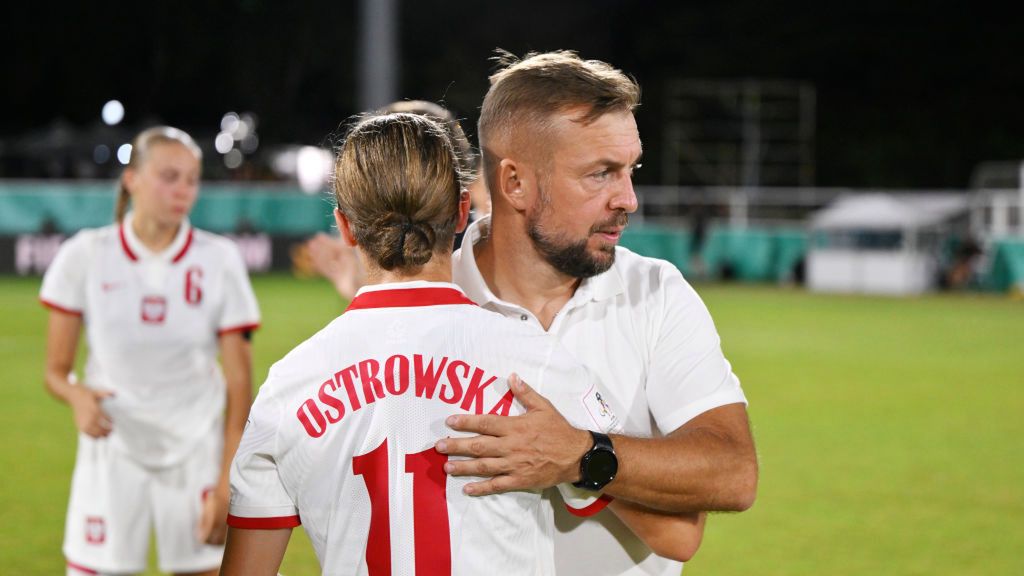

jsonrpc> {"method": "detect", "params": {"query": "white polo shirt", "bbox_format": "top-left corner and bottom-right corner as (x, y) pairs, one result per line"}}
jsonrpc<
(228, 282), (622, 576)
(452, 216), (747, 576)
(40, 215), (261, 468)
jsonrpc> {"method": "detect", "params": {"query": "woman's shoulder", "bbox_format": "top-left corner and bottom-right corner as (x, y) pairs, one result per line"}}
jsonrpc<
(190, 228), (238, 252)
(188, 228), (249, 266)
(58, 224), (118, 255)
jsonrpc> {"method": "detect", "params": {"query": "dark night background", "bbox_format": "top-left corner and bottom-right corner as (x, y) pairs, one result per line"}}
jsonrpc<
(3, 0), (1022, 187)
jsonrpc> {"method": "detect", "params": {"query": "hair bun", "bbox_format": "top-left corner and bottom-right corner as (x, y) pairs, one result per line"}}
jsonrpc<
(332, 112), (463, 271)
(370, 212), (436, 269)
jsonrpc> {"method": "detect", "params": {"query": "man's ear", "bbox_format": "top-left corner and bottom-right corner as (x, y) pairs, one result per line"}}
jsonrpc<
(455, 191), (471, 233)
(334, 208), (358, 246)
(497, 157), (531, 212)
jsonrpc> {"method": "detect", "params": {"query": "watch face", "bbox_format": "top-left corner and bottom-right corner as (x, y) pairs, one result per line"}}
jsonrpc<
(586, 450), (618, 484)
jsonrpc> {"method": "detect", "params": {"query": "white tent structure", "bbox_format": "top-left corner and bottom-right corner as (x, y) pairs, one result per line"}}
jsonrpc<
(807, 193), (968, 294)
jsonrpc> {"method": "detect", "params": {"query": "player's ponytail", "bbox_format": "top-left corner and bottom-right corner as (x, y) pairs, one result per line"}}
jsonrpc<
(333, 113), (465, 272)
(367, 212), (437, 270)
(114, 181), (131, 222)
(114, 126), (203, 222)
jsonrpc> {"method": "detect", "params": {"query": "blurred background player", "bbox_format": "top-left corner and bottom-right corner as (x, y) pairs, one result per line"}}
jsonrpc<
(303, 100), (488, 300)
(221, 112), (701, 575)
(41, 126), (260, 576)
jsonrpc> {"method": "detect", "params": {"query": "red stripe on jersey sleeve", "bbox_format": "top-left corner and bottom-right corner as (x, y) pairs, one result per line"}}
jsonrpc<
(227, 514), (301, 529)
(218, 322), (261, 336)
(40, 298), (83, 317)
(565, 494), (614, 517)
(66, 560), (99, 574)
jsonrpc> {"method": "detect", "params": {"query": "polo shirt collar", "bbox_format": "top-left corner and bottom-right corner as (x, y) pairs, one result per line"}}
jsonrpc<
(348, 280), (477, 311)
(120, 212), (194, 264)
(455, 215), (625, 313)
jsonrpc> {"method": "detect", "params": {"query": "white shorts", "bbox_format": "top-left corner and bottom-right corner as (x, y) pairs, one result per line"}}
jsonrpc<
(63, 429), (224, 574)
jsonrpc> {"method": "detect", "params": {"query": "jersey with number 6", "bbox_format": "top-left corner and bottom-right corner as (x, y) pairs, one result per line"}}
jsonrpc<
(39, 216), (260, 468)
(228, 281), (622, 576)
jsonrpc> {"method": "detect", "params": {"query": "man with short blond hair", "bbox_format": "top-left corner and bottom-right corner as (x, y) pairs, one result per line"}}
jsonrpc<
(438, 50), (758, 576)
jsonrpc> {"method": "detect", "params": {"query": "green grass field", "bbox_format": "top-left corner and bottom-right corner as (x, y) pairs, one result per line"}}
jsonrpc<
(1, 275), (1021, 575)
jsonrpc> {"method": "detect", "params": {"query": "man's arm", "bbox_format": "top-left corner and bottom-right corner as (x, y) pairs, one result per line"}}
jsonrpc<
(449, 376), (711, 558)
(609, 403), (757, 512)
(438, 382), (757, 513)
(609, 500), (706, 562)
(220, 527), (291, 576)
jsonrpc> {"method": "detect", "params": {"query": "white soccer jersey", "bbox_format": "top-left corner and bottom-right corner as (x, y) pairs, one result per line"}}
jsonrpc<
(453, 216), (748, 576)
(40, 214), (260, 468)
(228, 281), (622, 576)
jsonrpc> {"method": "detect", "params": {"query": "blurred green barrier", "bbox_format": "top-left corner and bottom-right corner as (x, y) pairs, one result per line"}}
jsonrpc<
(3, 183), (821, 284)
(984, 239), (1024, 292)
(0, 183), (335, 235)
(619, 225), (693, 275)
(772, 229), (808, 282)
(0, 183), (114, 233)
(700, 227), (808, 282)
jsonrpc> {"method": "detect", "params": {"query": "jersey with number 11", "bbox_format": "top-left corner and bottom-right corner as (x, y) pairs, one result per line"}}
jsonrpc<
(228, 282), (621, 576)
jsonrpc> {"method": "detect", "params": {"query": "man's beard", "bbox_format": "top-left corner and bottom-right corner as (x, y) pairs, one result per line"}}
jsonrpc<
(526, 191), (629, 279)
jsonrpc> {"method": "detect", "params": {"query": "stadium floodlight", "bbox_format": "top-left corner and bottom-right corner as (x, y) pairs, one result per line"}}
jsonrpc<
(240, 134), (259, 154)
(224, 149), (243, 169)
(102, 100), (124, 126)
(117, 144), (132, 165)
(221, 112), (240, 134)
(215, 132), (234, 154)
(297, 146), (332, 193)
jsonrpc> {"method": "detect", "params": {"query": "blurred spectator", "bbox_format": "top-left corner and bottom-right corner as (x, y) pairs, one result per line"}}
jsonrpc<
(303, 100), (487, 299)
(939, 235), (982, 290)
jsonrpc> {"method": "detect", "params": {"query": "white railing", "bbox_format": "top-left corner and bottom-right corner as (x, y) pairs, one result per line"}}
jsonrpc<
(634, 186), (986, 230)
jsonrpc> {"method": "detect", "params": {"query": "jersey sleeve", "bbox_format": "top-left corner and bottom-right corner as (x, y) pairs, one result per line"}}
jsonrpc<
(228, 392), (300, 529)
(535, 341), (625, 517)
(646, 264), (747, 434)
(217, 240), (261, 335)
(39, 231), (91, 315)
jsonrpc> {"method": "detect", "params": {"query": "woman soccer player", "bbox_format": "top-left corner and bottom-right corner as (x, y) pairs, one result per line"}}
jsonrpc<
(303, 99), (490, 300)
(41, 126), (260, 576)
(221, 113), (702, 575)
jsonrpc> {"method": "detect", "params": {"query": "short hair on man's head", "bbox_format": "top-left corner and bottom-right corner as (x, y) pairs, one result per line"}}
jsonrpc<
(478, 49), (640, 153)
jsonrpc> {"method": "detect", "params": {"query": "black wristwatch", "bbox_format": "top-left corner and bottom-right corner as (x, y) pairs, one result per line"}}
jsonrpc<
(572, 430), (618, 491)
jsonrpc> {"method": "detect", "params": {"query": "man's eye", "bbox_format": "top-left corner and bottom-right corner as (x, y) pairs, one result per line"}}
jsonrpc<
(592, 170), (610, 181)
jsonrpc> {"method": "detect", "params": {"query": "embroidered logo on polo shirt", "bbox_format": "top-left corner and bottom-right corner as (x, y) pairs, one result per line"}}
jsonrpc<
(85, 516), (105, 545)
(583, 388), (623, 434)
(141, 295), (167, 324)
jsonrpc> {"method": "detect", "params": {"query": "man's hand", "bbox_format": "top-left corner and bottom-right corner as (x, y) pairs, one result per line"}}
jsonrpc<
(68, 386), (114, 438)
(436, 374), (591, 496)
(198, 486), (229, 545)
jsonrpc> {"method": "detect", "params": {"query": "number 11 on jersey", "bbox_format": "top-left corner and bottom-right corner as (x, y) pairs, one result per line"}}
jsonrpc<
(353, 439), (452, 575)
